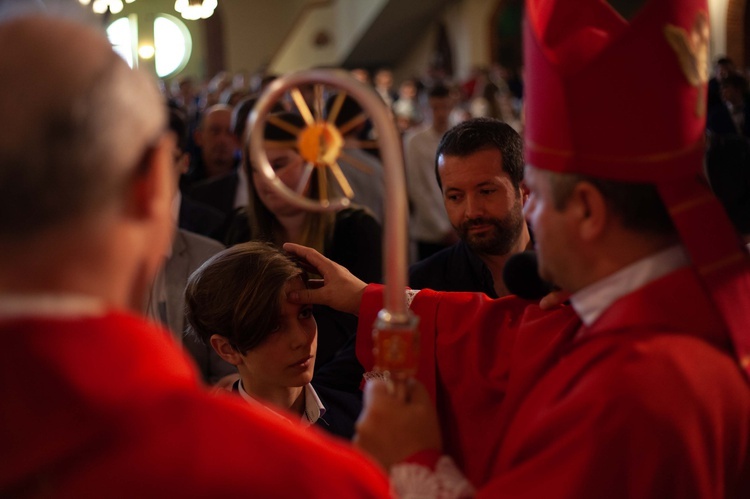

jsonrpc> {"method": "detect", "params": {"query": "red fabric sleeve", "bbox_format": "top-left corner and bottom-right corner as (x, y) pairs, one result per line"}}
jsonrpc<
(401, 449), (443, 470)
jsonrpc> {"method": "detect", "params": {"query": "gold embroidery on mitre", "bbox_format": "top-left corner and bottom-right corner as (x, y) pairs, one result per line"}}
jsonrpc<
(664, 11), (709, 117)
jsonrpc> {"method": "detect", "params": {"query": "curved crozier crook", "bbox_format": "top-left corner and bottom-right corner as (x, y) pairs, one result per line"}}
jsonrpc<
(246, 69), (418, 380)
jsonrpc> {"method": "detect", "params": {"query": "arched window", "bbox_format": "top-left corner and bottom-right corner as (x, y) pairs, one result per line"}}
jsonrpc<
(107, 16), (134, 68)
(154, 15), (191, 77)
(106, 14), (192, 78)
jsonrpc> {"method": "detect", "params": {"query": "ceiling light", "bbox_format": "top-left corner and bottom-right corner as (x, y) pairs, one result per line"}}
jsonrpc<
(79, 0), (135, 15)
(175, 0), (217, 20)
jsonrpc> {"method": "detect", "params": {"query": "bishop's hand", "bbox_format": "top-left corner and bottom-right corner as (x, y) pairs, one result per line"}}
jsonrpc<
(354, 378), (443, 471)
(283, 242), (368, 316)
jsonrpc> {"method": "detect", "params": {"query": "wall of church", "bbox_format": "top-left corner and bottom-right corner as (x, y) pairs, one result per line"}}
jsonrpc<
(390, 0), (498, 84)
(222, 0), (309, 76)
(710, 0), (730, 58)
(269, 0), (388, 73)
(104, 0), (737, 85)
(443, 0), (496, 81)
(394, 0), (733, 85)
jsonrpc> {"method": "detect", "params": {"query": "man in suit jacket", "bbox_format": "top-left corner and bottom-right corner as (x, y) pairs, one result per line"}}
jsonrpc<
(184, 105), (244, 218)
(145, 228), (236, 384)
(169, 106), (228, 241)
(184, 104), (238, 183)
(707, 73), (750, 138)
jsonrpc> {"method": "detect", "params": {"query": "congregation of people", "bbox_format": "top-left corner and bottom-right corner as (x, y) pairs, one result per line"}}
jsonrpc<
(157, 47), (530, 387)
(2, 0), (750, 497)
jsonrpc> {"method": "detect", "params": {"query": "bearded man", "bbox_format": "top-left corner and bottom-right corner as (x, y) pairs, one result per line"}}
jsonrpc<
(409, 117), (531, 297)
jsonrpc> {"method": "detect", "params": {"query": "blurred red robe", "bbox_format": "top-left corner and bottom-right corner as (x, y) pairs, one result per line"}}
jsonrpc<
(357, 267), (750, 498)
(1, 311), (390, 498)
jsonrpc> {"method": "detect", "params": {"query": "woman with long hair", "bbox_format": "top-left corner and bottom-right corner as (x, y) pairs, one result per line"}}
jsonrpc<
(226, 111), (383, 370)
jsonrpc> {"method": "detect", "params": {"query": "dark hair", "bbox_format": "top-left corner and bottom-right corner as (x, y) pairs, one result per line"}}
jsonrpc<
(246, 112), (336, 253)
(232, 94), (285, 141)
(185, 241), (305, 354)
(232, 95), (258, 141)
(263, 111), (305, 141)
(716, 57), (734, 67)
(720, 73), (747, 91)
(706, 136), (750, 235)
(168, 106), (188, 152)
(548, 172), (676, 235)
(428, 84), (451, 99)
(325, 92), (365, 131)
(435, 117), (523, 190)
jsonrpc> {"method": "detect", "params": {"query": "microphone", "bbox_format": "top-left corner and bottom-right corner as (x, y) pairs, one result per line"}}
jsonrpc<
(502, 251), (555, 300)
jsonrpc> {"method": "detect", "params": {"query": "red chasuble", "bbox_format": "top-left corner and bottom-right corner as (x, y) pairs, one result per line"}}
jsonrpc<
(357, 268), (750, 498)
(0, 311), (390, 498)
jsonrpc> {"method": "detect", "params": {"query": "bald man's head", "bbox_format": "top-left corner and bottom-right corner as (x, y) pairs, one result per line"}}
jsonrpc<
(196, 104), (237, 178)
(0, 14), (166, 238)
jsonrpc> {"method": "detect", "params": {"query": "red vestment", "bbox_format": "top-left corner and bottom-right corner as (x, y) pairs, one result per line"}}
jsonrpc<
(0, 311), (390, 498)
(357, 267), (750, 498)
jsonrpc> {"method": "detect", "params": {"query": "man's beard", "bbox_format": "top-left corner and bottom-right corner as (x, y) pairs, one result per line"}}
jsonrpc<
(457, 200), (524, 256)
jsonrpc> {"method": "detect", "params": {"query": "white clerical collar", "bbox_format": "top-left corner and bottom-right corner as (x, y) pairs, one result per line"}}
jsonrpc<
(0, 293), (106, 319)
(237, 380), (325, 426)
(570, 245), (690, 327)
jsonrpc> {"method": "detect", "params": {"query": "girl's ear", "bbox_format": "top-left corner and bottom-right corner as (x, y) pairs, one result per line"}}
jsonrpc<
(210, 334), (244, 366)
